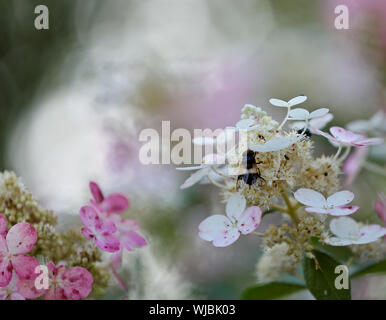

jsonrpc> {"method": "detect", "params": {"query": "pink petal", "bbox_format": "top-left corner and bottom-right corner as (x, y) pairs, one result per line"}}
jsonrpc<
(9, 293), (25, 300)
(6, 223), (37, 255)
(44, 286), (66, 300)
(17, 277), (45, 299)
(330, 127), (358, 143)
(89, 181), (104, 203)
(81, 227), (94, 239)
(0, 235), (8, 254)
(94, 235), (120, 252)
(327, 206), (359, 216)
(0, 254), (12, 286)
(121, 231), (147, 251)
(237, 206), (262, 235)
(62, 267), (93, 300)
(101, 194), (130, 213)
(111, 250), (123, 270)
(355, 137), (384, 146)
(358, 225), (386, 243)
(198, 215), (231, 242)
(212, 227), (240, 247)
(11, 255), (39, 280)
(79, 205), (101, 231)
(0, 214), (7, 236)
(375, 198), (386, 223)
(327, 191), (354, 207)
(294, 188), (326, 208)
(98, 218), (117, 236)
(343, 146), (368, 187)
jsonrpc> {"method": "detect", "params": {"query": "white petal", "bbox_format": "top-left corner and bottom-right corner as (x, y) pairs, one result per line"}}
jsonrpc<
(288, 95), (307, 107)
(327, 191), (354, 207)
(250, 137), (292, 152)
(327, 206), (359, 216)
(305, 207), (329, 214)
(309, 108), (329, 119)
(236, 119), (255, 129)
(212, 227), (240, 247)
(309, 113), (333, 131)
(226, 193), (246, 221)
(294, 188), (326, 208)
(176, 165), (206, 171)
(356, 225), (386, 244)
(237, 206), (262, 235)
(324, 237), (354, 246)
(330, 217), (359, 239)
(346, 120), (370, 133)
(289, 121), (306, 130)
(198, 215), (232, 241)
(180, 167), (210, 189)
(269, 98), (288, 107)
(288, 108), (309, 120)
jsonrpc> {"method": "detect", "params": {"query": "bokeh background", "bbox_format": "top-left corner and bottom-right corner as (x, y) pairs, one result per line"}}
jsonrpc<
(0, 0), (385, 299)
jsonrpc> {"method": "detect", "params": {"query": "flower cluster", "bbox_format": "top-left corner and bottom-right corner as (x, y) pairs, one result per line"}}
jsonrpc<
(0, 171), (147, 299)
(178, 96), (386, 283)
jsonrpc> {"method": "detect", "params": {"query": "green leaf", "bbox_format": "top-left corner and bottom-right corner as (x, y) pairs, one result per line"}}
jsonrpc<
(310, 237), (352, 264)
(351, 259), (386, 278)
(303, 250), (351, 300)
(241, 277), (306, 300)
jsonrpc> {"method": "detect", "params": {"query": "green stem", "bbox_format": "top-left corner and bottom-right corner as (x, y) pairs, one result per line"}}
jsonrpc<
(333, 144), (343, 161)
(338, 146), (351, 162)
(281, 192), (300, 224)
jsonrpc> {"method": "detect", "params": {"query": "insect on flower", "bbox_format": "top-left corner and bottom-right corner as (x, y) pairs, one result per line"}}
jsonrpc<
(294, 188), (359, 216)
(236, 149), (265, 189)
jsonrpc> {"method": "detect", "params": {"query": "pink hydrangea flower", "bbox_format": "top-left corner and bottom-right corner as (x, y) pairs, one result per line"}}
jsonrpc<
(294, 188), (359, 216)
(0, 272), (25, 300)
(89, 181), (129, 216)
(0, 222), (39, 286)
(199, 193), (262, 247)
(375, 193), (386, 224)
(110, 214), (147, 252)
(343, 146), (368, 187)
(43, 261), (93, 300)
(80, 205), (120, 252)
(316, 126), (383, 147)
(110, 214), (147, 271)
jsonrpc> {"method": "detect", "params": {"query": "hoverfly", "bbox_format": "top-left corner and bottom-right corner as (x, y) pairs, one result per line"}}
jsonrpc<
(236, 149), (265, 189)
